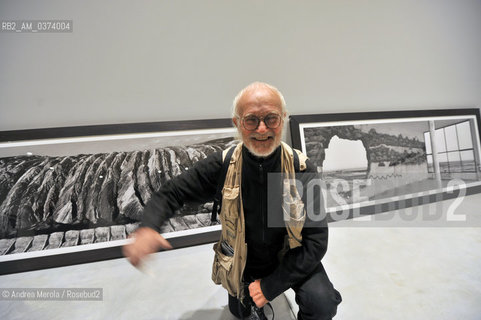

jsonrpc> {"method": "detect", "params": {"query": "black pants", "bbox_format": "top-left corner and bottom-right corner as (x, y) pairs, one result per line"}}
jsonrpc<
(228, 263), (342, 320)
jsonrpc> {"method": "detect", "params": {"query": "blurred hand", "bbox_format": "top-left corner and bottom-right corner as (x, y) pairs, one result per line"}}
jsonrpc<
(122, 227), (172, 267)
(249, 279), (268, 308)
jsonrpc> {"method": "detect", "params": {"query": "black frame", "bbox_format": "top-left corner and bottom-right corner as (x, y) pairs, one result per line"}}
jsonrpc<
(0, 118), (235, 275)
(289, 108), (481, 220)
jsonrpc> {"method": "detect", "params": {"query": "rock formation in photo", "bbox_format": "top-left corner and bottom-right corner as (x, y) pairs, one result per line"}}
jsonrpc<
(0, 137), (237, 254)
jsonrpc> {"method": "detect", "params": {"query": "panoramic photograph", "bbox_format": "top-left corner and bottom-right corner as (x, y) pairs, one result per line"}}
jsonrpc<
(299, 115), (481, 210)
(0, 128), (237, 256)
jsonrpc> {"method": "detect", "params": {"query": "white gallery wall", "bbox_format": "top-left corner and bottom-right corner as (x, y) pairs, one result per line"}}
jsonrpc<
(0, 0), (480, 131)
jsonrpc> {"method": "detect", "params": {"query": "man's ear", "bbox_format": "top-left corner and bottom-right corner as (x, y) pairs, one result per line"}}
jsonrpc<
(232, 117), (239, 128)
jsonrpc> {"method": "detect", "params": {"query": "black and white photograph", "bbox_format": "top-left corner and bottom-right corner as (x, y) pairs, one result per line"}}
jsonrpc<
(290, 110), (481, 214)
(0, 120), (237, 270)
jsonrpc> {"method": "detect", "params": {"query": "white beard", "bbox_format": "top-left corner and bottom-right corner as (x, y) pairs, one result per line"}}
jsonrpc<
(237, 127), (282, 158)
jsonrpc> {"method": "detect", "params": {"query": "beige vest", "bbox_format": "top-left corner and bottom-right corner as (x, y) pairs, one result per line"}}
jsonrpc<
(211, 142), (308, 299)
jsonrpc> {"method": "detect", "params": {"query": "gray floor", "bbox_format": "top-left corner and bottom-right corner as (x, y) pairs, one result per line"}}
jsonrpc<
(1, 193), (480, 320)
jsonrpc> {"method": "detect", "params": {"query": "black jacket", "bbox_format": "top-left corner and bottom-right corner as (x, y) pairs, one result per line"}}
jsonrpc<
(141, 145), (328, 301)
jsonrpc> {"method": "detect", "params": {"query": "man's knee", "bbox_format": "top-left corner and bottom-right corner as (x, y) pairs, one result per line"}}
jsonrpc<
(294, 264), (342, 320)
(296, 286), (341, 320)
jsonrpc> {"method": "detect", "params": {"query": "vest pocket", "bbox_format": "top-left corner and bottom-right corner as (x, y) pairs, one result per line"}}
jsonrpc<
(220, 186), (240, 240)
(282, 182), (306, 248)
(211, 242), (237, 296)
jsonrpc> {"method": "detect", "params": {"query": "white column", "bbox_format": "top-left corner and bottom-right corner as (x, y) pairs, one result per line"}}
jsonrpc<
(429, 121), (442, 187)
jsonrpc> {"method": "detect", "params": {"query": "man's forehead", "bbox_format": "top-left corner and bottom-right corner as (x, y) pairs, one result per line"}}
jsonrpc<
(237, 87), (282, 113)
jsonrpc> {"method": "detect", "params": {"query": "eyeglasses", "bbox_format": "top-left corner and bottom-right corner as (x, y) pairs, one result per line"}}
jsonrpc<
(241, 113), (282, 131)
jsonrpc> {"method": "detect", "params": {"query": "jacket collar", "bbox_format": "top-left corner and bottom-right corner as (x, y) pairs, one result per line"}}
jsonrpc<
(241, 144), (282, 165)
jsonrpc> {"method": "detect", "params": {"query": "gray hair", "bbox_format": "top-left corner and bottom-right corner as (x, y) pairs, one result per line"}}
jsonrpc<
(232, 82), (287, 118)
